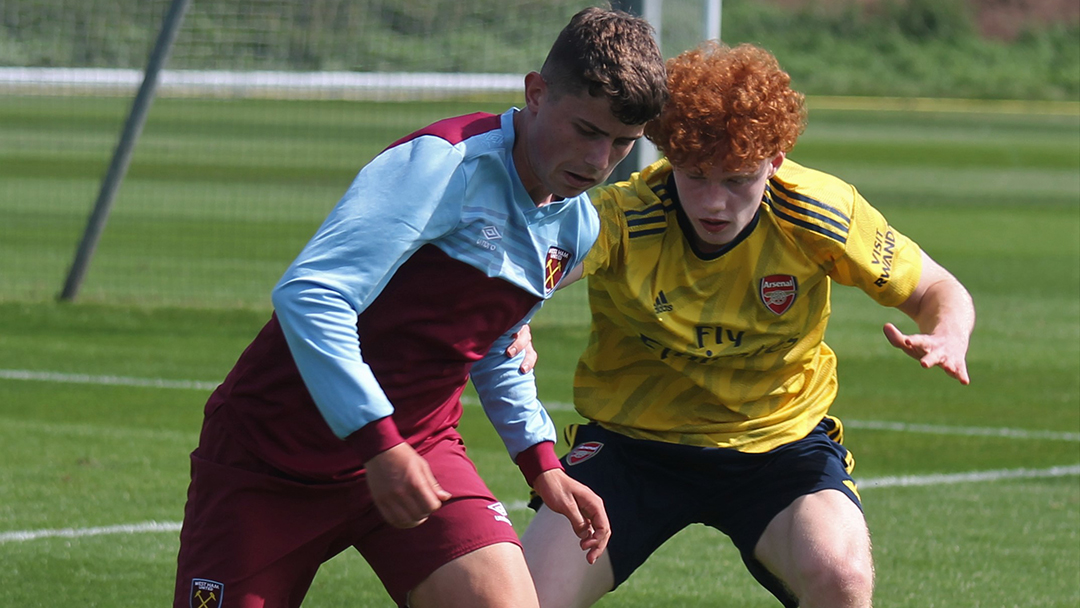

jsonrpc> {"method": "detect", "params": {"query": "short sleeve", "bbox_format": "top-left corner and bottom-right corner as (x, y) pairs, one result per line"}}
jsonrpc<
(828, 187), (923, 307)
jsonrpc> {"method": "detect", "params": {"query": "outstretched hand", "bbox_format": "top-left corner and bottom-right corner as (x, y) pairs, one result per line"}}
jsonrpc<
(532, 469), (610, 564)
(506, 324), (538, 374)
(365, 443), (453, 528)
(883, 322), (971, 385)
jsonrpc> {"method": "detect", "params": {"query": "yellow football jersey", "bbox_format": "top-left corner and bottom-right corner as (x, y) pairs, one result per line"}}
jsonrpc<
(576, 158), (923, 452)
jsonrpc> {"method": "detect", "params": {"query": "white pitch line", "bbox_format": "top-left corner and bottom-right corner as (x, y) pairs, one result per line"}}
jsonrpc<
(2, 464), (1077, 544)
(0, 369), (218, 392)
(857, 464), (1080, 489)
(0, 520), (182, 543)
(3, 369), (1078, 442)
(842, 419), (1080, 443)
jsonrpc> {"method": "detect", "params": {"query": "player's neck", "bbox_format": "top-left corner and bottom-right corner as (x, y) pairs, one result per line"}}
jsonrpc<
(511, 111), (557, 207)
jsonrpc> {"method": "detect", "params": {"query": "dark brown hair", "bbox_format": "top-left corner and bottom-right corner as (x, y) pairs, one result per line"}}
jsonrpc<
(540, 7), (668, 125)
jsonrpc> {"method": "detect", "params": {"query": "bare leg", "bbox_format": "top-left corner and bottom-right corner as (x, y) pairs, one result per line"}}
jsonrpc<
(408, 541), (539, 608)
(754, 489), (874, 608)
(521, 504), (614, 608)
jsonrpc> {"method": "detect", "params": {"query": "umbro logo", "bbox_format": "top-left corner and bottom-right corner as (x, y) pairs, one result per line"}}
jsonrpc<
(487, 502), (512, 526)
(475, 225), (503, 252)
(654, 291), (673, 314)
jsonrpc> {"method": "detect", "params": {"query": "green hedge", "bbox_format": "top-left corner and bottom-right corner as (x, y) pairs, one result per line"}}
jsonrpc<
(720, 0), (1080, 100)
(0, 0), (1076, 100)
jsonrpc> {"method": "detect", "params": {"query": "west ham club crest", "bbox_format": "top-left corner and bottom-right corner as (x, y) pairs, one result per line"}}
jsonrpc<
(190, 578), (224, 608)
(544, 247), (572, 295)
(760, 274), (798, 315)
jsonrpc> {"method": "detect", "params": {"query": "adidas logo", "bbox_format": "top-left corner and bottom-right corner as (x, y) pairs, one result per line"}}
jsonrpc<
(654, 291), (673, 314)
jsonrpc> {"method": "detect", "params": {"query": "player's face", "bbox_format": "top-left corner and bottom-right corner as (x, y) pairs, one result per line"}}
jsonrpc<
(672, 154), (784, 252)
(517, 72), (644, 204)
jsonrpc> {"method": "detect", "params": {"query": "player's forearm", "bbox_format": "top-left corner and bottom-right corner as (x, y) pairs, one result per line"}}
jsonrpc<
(471, 322), (560, 479)
(898, 255), (975, 341)
(272, 278), (397, 440)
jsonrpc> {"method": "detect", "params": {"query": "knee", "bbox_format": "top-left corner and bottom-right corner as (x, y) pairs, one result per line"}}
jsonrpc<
(799, 557), (874, 608)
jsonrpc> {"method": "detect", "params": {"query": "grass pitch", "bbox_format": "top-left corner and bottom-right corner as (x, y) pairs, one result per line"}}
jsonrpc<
(0, 96), (1077, 606)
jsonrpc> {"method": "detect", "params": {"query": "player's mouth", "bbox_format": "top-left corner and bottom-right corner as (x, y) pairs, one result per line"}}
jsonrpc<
(698, 219), (729, 234)
(564, 170), (598, 189)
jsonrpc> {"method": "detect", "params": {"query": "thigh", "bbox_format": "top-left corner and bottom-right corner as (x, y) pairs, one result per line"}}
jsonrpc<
(753, 489), (872, 603)
(354, 438), (523, 607)
(538, 424), (697, 589)
(700, 417), (862, 606)
(409, 542), (538, 608)
(704, 417), (860, 557)
(522, 504), (614, 608)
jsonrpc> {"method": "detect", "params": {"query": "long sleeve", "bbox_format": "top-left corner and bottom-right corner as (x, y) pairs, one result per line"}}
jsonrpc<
(469, 314), (562, 484)
(272, 137), (464, 442)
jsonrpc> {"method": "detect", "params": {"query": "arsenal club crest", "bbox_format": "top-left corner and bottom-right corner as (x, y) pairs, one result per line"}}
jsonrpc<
(760, 274), (798, 315)
(567, 441), (604, 466)
(544, 247), (572, 296)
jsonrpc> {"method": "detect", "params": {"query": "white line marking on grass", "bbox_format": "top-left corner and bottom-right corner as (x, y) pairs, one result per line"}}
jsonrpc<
(843, 419), (1080, 442)
(2, 465), (1077, 543)
(857, 464), (1080, 489)
(0, 521), (181, 543)
(3, 369), (1078, 443)
(0, 369), (217, 392)
(1, 417), (195, 443)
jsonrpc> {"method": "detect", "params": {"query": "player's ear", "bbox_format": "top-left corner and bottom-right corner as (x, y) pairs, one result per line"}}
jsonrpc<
(524, 71), (547, 113)
(767, 152), (785, 178)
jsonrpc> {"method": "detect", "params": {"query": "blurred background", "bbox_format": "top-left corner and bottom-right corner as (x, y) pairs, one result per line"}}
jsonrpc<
(1, 3), (1077, 606)
(0, 0), (1077, 307)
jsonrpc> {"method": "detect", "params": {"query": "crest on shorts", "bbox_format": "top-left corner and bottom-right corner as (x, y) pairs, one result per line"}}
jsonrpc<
(567, 441), (603, 466)
(190, 578), (224, 608)
(759, 274), (798, 315)
(544, 246), (572, 296)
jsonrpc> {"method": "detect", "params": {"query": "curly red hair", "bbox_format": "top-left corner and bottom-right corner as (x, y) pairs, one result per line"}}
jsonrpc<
(645, 42), (807, 174)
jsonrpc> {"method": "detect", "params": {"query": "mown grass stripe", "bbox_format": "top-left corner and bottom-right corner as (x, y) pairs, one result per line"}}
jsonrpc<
(3, 369), (1077, 443)
(3, 464), (1076, 543)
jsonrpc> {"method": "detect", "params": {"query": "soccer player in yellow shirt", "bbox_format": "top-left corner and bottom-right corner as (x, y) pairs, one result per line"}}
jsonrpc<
(520, 42), (975, 608)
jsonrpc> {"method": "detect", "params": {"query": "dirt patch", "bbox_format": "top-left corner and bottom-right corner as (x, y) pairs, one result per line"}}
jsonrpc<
(763, 0), (1079, 40)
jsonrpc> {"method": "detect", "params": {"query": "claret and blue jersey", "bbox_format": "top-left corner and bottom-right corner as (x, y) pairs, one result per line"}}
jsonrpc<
(206, 109), (599, 481)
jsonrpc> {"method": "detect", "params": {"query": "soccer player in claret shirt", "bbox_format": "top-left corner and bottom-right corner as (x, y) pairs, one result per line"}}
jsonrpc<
(172, 8), (668, 608)
(521, 42), (975, 608)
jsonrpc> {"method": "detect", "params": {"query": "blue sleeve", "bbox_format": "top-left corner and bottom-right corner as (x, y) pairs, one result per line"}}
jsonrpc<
(271, 138), (464, 439)
(469, 308), (557, 461)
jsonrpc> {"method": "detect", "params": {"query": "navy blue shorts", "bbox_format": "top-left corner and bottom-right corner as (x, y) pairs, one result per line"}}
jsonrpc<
(533, 417), (860, 607)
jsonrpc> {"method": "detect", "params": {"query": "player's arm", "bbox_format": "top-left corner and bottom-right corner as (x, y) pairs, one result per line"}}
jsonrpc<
(530, 468), (610, 564)
(885, 251), (975, 385)
(272, 138), (462, 527)
(504, 263), (583, 373)
(473, 320), (611, 561)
